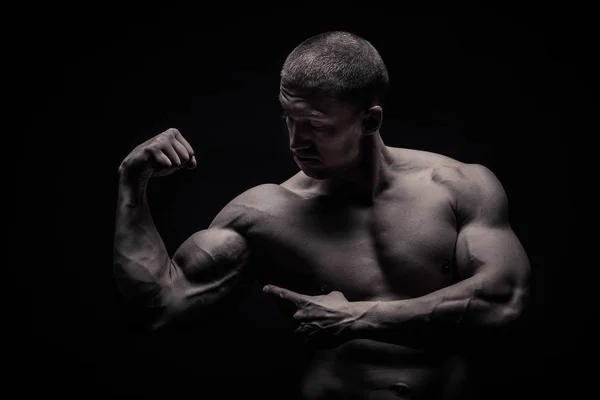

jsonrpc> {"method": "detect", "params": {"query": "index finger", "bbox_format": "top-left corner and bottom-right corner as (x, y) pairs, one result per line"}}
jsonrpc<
(263, 285), (309, 307)
(172, 129), (194, 156)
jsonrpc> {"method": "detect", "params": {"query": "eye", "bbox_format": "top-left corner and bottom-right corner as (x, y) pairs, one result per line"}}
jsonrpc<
(390, 382), (410, 396)
(311, 124), (328, 132)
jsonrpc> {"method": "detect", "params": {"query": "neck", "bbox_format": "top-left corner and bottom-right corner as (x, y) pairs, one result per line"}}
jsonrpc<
(325, 132), (394, 204)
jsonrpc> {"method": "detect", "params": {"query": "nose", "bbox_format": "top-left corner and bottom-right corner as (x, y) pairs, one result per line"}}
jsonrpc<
(287, 122), (313, 152)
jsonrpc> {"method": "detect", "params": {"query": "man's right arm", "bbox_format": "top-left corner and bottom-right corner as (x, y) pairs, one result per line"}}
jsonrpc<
(113, 128), (252, 330)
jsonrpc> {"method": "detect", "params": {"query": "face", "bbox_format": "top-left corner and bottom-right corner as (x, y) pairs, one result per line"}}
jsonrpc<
(279, 85), (378, 180)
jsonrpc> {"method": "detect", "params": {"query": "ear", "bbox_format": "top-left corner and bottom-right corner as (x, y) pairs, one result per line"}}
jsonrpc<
(362, 106), (383, 136)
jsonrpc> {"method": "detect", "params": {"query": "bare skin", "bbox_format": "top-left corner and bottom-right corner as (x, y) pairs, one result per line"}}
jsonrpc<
(113, 87), (530, 399)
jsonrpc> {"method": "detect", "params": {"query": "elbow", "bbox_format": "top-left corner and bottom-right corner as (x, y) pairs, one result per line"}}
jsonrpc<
(497, 283), (529, 326)
(499, 302), (523, 326)
(505, 266), (531, 323)
(148, 286), (213, 332)
(114, 281), (179, 332)
(147, 288), (189, 332)
(475, 276), (529, 327)
(479, 267), (530, 327)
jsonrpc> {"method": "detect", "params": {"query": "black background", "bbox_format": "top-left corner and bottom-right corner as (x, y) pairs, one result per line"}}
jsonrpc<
(15, 5), (591, 399)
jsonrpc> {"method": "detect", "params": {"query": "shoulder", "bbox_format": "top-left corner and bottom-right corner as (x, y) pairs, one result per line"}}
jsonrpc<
(433, 162), (506, 204)
(389, 147), (465, 178)
(431, 160), (503, 198)
(390, 147), (508, 222)
(209, 182), (295, 231)
(391, 147), (502, 193)
(432, 161), (508, 225)
(229, 183), (287, 205)
(390, 147), (459, 167)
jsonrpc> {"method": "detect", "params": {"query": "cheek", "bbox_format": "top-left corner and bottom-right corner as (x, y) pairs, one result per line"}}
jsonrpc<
(320, 129), (362, 162)
(340, 126), (363, 154)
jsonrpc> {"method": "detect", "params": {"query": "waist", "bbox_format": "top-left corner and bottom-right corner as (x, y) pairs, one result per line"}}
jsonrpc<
(300, 339), (469, 400)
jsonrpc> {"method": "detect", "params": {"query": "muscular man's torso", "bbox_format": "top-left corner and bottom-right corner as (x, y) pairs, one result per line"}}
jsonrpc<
(217, 148), (472, 399)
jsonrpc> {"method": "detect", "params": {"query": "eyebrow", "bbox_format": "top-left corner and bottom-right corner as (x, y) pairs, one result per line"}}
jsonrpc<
(278, 94), (329, 119)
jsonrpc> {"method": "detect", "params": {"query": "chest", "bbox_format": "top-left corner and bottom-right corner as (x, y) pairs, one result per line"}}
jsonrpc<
(246, 186), (458, 301)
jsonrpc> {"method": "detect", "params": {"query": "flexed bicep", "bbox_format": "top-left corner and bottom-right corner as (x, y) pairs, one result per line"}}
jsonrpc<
(156, 228), (253, 329)
(452, 164), (531, 325)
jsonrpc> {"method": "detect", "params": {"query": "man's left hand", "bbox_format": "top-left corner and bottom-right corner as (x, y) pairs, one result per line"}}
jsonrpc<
(262, 284), (374, 345)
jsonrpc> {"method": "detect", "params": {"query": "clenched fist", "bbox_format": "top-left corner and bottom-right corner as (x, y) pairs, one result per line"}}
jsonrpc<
(118, 128), (196, 184)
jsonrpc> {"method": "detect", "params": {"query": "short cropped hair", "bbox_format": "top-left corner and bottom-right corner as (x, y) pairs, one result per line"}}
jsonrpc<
(280, 31), (390, 110)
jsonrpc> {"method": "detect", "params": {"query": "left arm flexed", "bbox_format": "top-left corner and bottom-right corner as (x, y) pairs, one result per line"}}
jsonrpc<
(263, 164), (531, 349)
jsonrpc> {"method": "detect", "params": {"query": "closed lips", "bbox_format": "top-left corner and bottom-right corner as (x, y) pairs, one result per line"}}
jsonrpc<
(294, 154), (317, 160)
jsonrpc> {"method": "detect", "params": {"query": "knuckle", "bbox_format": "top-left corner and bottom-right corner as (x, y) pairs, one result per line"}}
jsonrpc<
(166, 128), (179, 137)
(151, 136), (165, 148)
(143, 146), (156, 156)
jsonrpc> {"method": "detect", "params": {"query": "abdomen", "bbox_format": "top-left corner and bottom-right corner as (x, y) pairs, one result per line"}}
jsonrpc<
(300, 339), (470, 400)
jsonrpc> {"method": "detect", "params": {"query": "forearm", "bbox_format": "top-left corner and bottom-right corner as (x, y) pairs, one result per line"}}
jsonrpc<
(352, 274), (526, 351)
(113, 171), (170, 303)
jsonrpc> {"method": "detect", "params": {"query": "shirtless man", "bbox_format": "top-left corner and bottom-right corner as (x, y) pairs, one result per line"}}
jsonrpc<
(113, 31), (530, 399)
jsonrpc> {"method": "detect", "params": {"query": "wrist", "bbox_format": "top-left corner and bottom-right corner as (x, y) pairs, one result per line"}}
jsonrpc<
(350, 301), (381, 334)
(118, 163), (150, 189)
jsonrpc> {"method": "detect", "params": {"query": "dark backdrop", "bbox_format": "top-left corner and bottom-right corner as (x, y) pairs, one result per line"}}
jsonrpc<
(16, 5), (590, 399)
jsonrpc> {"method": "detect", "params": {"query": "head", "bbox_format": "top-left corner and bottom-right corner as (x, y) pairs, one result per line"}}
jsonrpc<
(279, 31), (390, 179)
